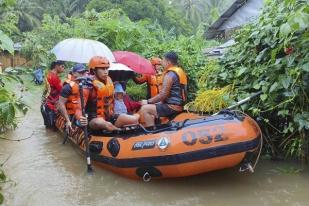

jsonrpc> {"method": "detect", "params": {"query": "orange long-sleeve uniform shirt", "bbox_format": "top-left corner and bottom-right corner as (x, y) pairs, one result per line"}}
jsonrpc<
(133, 73), (163, 99)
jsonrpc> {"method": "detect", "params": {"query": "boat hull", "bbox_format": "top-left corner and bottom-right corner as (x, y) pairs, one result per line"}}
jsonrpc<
(55, 111), (261, 180)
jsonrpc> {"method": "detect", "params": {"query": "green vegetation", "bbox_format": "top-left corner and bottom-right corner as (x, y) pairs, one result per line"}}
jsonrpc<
(0, 0), (89, 32)
(194, 0), (309, 160)
(86, 0), (193, 35)
(126, 80), (147, 101)
(0, 0), (308, 165)
(0, 2), (12, 204)
(1, 0), (306, 202)
(0, 156), (9, 204)
(0, 0), (27, 133)
(1, 0), (234, 35)
(21, 8), (217, 100)
(5, 0), (309, 161)
(170, 0), (233, 30)
(0, 31), (14, 54)
(0, 168), (6, 204)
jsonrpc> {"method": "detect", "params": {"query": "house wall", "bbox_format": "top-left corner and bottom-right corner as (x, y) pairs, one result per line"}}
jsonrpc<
(0, 51), (31, 68)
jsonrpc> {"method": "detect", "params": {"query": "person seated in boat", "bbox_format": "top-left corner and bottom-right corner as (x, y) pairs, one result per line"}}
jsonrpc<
(76, 56), (139, 131)
(114, 82), (141, 117)
(41, 60), (65, 129)
(58, 63), (89, 132)
(133, 57), (163, 99)
(123, 93), (142, 114)
(139, 51), (188, 128)
(114, 82), (128, 115)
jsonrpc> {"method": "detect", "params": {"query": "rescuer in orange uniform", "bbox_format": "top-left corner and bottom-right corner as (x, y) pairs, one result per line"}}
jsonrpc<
(139, 52), (188, 127)
(133, 57), (163, 99)
(58, 63), (88, 131)
(76, 56), (139, 131)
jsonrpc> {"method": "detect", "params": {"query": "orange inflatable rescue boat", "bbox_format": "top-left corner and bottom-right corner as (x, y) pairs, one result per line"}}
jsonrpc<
(55, 110), (262, 180)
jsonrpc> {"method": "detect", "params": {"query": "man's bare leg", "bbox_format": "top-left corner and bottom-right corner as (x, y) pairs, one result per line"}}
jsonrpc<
(89, 118), (119, 131)
(114, 114), (140, 127)
(139, 104), (157, 127)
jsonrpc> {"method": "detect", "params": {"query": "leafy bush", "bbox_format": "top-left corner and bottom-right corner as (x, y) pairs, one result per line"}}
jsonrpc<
(0, 84), (28, 132)
(21, 14), (70, 67)
(0, 12), (19, 37)
(0, 168), (6, 204)
(125, 80), (147, 100)
(0, 30), (14, 54)
(199, 0), (309, 160)
(86, 0), (193, 35)
(22, 9), (218, 101)
(21, 10), (161, 67)
(0, 9), (27, 132)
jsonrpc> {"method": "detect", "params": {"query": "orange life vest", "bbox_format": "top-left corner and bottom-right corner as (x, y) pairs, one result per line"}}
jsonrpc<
(164, 67), (188, 104)
(65, 81), (79, 115)
(148, 73), (163, 98)
(92, 77), (114, 119)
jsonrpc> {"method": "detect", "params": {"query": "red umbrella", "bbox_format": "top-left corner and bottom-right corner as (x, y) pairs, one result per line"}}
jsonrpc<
(113, 51), (155, 75)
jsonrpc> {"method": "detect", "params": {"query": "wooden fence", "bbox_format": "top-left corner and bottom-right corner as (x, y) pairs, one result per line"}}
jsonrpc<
(0, 51), (31, 68)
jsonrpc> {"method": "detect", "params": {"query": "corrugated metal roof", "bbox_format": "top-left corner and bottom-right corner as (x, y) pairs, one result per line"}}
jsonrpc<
(205, 0), (248, 39)
(210, 0), (247, 29)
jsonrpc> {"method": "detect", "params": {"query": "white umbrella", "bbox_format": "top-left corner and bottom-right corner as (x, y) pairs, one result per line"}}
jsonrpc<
(108, 63), (133, 71)
(51, 38), (115, 63)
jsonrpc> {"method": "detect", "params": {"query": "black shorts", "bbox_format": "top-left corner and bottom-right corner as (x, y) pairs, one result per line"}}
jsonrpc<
(107, 114), (120, 125)
(155, 103), (179, 118)
(41, 104), (56, 128)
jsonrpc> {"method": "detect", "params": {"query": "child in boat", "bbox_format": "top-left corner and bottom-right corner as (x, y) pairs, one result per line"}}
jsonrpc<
(114, 83), (142, 115)
(114, 83), (128, 115)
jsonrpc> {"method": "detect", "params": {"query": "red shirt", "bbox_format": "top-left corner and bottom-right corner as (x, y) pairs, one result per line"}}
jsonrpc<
(123, 94), (141, 113)
(45, 71), (62, 111)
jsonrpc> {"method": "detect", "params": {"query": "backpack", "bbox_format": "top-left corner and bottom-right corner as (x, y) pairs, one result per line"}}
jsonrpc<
(33, 68), (44, 85)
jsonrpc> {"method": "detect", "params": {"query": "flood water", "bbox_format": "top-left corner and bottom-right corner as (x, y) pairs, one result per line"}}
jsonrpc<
(0, 91), (308, 206)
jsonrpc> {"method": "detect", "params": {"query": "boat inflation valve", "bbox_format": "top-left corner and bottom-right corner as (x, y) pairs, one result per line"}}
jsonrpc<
(107, 138), (120, 157)
(143, 172), (152, 182)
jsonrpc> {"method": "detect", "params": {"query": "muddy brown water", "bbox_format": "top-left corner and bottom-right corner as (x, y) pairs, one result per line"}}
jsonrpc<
(0, 94), (308, 206)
